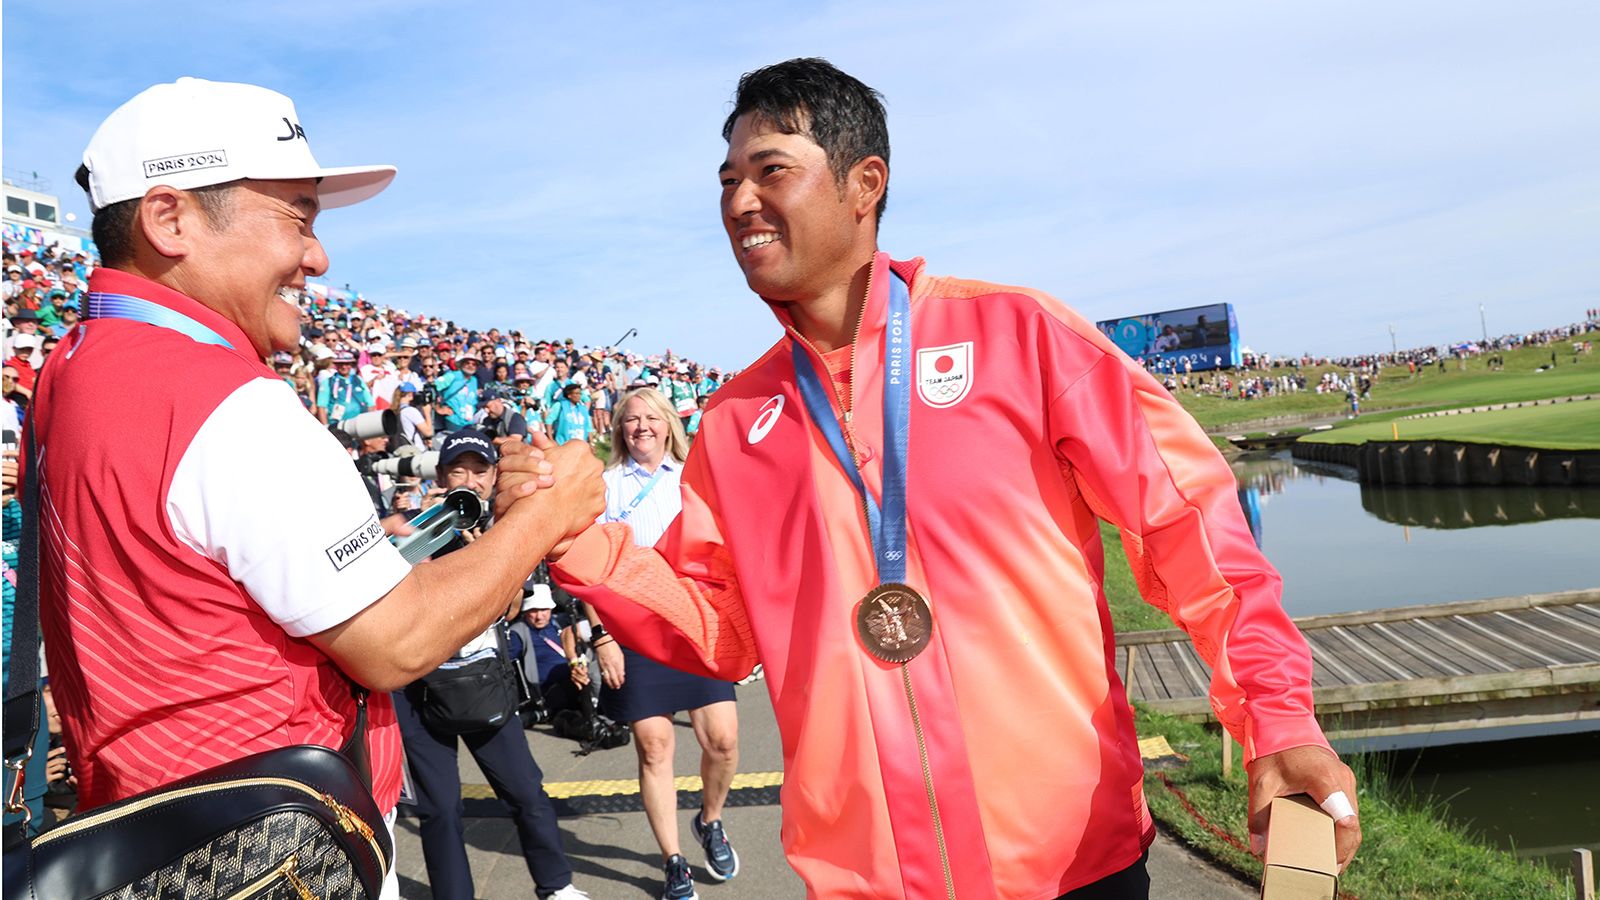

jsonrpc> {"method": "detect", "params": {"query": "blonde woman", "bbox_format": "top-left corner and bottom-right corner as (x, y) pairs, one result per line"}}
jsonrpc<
(588, 387), (740, 899)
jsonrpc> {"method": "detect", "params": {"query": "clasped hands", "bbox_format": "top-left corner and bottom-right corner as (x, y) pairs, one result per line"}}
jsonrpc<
(492, 433), (607, 560)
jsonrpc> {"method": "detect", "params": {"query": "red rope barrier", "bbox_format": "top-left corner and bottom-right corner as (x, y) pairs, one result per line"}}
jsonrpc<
(1154, 772), (1359, 900)
(1155, 772), (1250, 853)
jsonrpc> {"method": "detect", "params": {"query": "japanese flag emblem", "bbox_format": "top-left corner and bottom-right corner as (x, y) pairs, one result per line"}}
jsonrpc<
(916, 342), (974, 408)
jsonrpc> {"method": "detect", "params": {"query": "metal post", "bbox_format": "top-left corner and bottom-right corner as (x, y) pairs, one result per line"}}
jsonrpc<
(1576, 848), (1595, 900)
(1221, 728), (1233, 780)
(1123, 645), (1138, 702)
(1388, 324), (1397, 356)
(1479, 304), (1489, 347)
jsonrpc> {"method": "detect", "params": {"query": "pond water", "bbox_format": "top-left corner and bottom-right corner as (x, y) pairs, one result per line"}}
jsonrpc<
(1232, 454), (1600, 617)
(1389, 730), (1599, 870)
(1231, 453), (1600, 871)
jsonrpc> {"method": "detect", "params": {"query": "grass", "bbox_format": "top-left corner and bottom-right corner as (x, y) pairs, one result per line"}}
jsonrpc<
(1177, 330), (1600, 431)
(1102, 523), (1572, 896)
(1137, 708), (1570, 899)
(1299, 400), (1600, 450)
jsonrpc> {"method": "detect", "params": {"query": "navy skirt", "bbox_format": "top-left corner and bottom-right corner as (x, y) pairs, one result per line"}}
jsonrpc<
(601, 644), (735, 724)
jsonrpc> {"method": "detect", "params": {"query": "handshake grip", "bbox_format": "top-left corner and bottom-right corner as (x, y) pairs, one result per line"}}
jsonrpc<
(493, 436), (609, 546)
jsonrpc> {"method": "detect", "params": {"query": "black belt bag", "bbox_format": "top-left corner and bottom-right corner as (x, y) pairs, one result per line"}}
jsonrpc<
(3, 423), (393, 898)
(13, 743), (390, 900)
(411, 623), (522, 735)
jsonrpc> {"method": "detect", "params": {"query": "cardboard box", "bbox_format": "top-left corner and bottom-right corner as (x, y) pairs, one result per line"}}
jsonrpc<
(1260, 795), (1339, 900)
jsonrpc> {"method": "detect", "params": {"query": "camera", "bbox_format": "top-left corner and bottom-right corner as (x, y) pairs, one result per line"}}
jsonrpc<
(335, 409), (397, 442)
(371, 450), (440, 481)
(478, 414), (516, 440)
(551, 709), (631, 751)
(417, 384), (438, 407)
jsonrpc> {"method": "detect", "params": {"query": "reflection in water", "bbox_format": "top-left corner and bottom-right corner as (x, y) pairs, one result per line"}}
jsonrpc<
(1360, 483), (1600, 528)
(1233, 454), (1351, 548)
(1224, 452), (1600, 616)
(1232, 452), (1600, 530)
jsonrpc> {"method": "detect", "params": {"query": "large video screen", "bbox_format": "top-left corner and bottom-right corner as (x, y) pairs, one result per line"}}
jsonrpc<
(1095, 303), (1240, 371)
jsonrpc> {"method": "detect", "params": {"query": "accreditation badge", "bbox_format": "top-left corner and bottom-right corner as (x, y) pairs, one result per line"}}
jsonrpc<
(855, 583), (933, 663)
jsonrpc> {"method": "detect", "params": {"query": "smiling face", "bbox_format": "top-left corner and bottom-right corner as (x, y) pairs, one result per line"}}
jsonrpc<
(719, 114), (872, 304)
(619, 394), (670, 466)
(181, 179), (328, 357)
(440, 454), (494, 501)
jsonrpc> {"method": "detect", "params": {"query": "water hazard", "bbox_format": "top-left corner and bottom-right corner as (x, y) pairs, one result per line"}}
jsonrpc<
(1230, 452), (1600, 870)
(1231, 453), (1600, 617)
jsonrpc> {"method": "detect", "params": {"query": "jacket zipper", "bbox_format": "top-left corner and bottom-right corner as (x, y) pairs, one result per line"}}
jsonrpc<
(788, 257), (957, 899)
(33, 776), (388, 873)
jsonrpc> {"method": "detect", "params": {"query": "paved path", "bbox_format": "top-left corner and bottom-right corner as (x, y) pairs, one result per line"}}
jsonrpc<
(392, 686), (1255, 899)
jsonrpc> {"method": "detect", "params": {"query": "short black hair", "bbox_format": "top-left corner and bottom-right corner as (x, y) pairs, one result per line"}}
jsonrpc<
(722, 57), (890, 224)
(75, 164), (238, 268)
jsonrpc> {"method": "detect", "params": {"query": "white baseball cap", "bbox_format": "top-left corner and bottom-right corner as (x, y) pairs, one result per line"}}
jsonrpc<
(80, 77), (395, 213)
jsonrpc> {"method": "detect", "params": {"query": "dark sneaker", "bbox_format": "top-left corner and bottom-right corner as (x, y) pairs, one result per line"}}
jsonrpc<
(691, 813), (740, 881)
(662, 853), (697, 900)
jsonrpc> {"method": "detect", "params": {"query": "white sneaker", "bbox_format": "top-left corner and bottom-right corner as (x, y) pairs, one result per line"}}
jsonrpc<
(547, 886), (591, 899)
(737, 663), (764, 686)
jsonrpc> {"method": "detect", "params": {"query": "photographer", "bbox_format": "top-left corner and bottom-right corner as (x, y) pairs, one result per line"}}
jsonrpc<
(392, 380), (433, 451)
(506, 582), (590, 726)
(394, 429), (586, 900)
(513, 370), (546, 435)
(473, 384), (529, 442)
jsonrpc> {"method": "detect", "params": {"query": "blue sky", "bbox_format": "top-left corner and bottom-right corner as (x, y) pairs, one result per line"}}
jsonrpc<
(5, 2), (1597, 369)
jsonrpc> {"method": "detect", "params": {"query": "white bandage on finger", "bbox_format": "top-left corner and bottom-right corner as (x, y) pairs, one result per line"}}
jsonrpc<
(1319, 790), (1357, 821)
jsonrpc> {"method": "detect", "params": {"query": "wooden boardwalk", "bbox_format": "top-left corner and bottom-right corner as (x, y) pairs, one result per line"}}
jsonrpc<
(1117, 588), (1600, 741)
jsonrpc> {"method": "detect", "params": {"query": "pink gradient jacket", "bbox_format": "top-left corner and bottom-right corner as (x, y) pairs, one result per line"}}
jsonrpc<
(554, 253), (1329, 898)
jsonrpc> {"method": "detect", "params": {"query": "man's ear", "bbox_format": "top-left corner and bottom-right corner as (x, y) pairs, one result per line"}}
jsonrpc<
(849, 155), (888, 222)
(136, 186), (202, 260)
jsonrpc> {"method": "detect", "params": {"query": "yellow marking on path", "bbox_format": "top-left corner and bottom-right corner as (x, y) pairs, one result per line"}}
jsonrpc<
(1138, 736), (1179, 760)
(461, 770), (785, 801)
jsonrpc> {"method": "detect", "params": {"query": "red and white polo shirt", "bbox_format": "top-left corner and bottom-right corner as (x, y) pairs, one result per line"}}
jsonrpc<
(34, 268), (409, 812)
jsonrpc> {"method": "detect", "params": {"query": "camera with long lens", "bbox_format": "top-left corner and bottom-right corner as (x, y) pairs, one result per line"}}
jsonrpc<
(371, 450), (439, 481)
(335, 409), (397, 442)
(391, 487), (485, 565)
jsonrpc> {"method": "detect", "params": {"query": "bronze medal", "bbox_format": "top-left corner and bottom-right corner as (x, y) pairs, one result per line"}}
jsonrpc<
(855, 583), (933, 663)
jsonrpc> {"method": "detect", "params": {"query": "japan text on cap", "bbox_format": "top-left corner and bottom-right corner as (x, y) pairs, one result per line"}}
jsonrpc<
(79, 77), (396, 213)
(438, 429), (499, 467)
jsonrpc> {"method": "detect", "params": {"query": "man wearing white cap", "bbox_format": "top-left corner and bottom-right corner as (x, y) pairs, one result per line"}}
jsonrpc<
(28, 78), (602, 899)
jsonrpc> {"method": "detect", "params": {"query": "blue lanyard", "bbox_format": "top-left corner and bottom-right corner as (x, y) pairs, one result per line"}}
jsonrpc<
(791, 272), (911, 583)
(85, 291), (233, 349)
(619, 465), (670, 521)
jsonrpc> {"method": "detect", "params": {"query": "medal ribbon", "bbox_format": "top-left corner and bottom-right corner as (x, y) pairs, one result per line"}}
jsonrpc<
(85, 291), (233, 349)
(791, 272), (911, 583)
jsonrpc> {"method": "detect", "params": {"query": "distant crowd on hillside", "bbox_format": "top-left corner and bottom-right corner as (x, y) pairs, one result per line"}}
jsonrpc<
(1144, 316), (1596, 402)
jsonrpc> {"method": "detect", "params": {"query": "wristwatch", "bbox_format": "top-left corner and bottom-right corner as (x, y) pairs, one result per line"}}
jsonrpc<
(589, 623), (608, 641)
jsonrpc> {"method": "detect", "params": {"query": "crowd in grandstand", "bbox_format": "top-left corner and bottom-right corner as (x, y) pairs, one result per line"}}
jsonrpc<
(2, 237), (730, 448)
(6, 237), (1595, 429)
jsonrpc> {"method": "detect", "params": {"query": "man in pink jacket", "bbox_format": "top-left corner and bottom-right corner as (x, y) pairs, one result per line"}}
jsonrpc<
(503, 58), (1360, 899)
